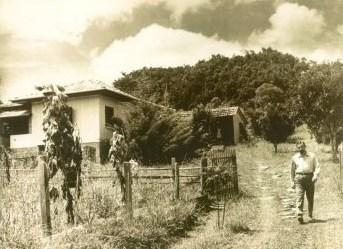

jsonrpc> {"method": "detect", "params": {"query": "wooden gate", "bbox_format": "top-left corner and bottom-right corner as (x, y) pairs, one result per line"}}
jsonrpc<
(205, 147), (238, 195)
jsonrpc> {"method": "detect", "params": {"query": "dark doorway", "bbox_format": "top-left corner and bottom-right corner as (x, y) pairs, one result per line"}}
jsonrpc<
(216, 116), (234, 145)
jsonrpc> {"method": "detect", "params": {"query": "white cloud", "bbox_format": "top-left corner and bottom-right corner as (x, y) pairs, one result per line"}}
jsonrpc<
(234, 0), (259, 5)
(248, 3), (325, 53)
(0, 38), (91, 99)
(163, 0), (212, 21)
(0, 0), (213, 99)
(91, 24), (243, 82)
(0, 0), (211, 44)
(306, 48), (343, 62)
(0, 0), (145, 44)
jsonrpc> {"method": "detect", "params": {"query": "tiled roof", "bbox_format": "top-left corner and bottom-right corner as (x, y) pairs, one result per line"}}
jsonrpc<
(11, 80), (138, 102)
(209, 106), (239, 117)
(178, 106), (244, 120)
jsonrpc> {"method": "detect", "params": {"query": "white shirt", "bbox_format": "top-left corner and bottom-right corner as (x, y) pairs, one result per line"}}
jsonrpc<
(291, 152), (320, 180)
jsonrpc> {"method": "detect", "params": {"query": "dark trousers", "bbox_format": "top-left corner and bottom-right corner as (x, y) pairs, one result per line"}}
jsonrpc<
(295, 174), (315, 218)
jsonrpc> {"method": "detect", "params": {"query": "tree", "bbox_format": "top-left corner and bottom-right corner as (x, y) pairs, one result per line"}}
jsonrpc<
(38, 84), (82, 224)
(255, 83), (295, 152)
(297, 62), (343, 159)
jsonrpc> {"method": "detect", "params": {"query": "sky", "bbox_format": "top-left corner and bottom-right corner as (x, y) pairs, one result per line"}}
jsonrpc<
(1, 0), (343, 99)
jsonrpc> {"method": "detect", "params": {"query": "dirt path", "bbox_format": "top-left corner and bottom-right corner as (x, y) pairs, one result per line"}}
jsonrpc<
(171, 145), (343, 249)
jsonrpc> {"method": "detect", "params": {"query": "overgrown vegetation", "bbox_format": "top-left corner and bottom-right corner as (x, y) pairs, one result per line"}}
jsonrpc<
(0, 145), (10, 182)
(125, 103), (215, 164)
(0, 163), (203, 249)
(37, 84), (82, 224)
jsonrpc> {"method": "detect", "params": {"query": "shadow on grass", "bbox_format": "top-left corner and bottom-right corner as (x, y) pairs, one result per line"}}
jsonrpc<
(309, 217), (337, 224)
(229, 224), (260, 234)
(299, 217), (337, 225)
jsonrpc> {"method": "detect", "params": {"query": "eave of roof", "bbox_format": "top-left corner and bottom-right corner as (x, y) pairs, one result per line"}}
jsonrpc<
(0, 110), (30, 119)
(178, 106), (247, 124)
(0, 102), (23, 109)
(11, 81), (140, 103)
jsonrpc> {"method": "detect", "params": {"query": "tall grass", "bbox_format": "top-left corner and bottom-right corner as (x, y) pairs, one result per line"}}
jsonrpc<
(0, 162), (201, 249)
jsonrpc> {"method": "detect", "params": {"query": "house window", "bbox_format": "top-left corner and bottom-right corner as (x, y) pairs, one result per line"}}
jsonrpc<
(3, 116), (30, 135)
(105, 106), (114, 127)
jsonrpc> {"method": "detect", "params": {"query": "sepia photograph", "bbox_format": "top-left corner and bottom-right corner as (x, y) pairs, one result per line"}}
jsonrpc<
(1, 1), (343, 248)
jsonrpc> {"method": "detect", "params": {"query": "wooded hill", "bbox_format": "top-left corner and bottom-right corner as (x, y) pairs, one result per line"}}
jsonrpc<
(114, 48), (307, 112)
(113, 48), (343, 161)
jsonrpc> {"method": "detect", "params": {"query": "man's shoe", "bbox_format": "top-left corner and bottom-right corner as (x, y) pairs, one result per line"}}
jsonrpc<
(308, 216), (314, 223)
(297, 217), (304, 224)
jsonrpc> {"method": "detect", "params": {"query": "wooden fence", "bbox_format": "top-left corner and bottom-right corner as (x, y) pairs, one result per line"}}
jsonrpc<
(0, 148), (238, 236)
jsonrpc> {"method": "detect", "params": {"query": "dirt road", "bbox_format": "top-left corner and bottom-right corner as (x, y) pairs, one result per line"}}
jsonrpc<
(171, 143), (343, 249)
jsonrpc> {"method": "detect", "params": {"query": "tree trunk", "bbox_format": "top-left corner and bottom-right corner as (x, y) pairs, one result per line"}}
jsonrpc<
(113, 162), (126, 202)
(330, 131), (338, 161)
(62, 184), (74, 224)
(273, 143), (278, 153)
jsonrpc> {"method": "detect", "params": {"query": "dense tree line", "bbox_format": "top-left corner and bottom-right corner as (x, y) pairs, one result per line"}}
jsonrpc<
(114, 48), (343, 159)
(114, 48), (307, 111)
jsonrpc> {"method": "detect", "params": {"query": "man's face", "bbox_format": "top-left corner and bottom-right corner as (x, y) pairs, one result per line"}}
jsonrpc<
(298, 144), (306, 154)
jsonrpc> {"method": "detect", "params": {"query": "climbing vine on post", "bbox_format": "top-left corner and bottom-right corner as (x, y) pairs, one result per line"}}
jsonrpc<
(0, 145), (10, 183)
(38, 84), (82, 224)
(108, 131), (128, 202)
(204, 161), (233, 228)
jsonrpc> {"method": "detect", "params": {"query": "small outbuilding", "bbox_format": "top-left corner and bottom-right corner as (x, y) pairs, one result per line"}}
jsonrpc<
(209, 106), (247, 145)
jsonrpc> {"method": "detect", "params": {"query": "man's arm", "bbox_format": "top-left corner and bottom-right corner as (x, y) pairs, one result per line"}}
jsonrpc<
(312, 155), (320, 182)
(291, 159), (296, 187)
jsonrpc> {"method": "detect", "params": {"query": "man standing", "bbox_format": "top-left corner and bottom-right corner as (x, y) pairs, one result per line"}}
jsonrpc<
(291, 142), (320, 224)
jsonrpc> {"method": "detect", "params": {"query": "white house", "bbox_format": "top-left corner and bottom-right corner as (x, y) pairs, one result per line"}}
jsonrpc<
(0, 80), (139, 162)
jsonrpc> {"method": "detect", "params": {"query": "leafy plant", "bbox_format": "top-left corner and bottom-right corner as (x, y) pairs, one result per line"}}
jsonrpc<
(0, 145), (10, 182)
(108, 131), (128, 202)
(38, 84), (82, 224)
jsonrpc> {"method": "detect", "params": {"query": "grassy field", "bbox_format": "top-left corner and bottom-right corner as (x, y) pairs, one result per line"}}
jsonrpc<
(3, 126), (342, 249)
(0, 161), (203, 249)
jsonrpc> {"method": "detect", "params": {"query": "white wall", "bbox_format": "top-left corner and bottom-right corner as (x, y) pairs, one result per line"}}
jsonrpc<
(233, 116), (240, 145)
(11, 95), (101, 149)
(10, 134), (35, 148)
(67, 95), (100, 143)
(30, 101), (44, 146)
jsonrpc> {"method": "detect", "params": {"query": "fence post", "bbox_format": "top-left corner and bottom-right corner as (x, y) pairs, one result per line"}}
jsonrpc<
(124, 162), (133, 219)
(339, 142), (343, 189)
(39, 155), (52, 236)
(201, 157), (208, 194)
(74, 169), (80, 225)
(173, 159), (179, 200)
(232, 150), (239, 194)
(171, 157), (175, 184)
